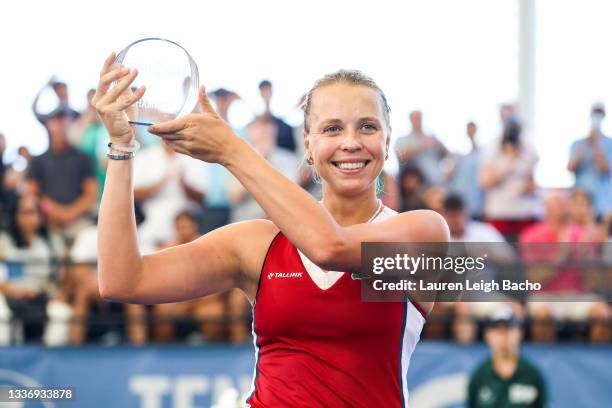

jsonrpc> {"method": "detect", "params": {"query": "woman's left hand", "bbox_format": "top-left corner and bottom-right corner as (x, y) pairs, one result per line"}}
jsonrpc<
(148, 87), (240, 164)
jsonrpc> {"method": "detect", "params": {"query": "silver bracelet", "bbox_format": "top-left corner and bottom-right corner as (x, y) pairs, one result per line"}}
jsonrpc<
(107, 140), (141, 153)
(107, 151), (135, 160)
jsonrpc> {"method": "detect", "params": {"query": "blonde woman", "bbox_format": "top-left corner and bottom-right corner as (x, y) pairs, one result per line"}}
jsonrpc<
(93, 53), (448, 407)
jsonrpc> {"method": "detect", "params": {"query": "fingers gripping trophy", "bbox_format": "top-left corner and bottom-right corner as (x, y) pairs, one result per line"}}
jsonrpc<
(92, 38), (203, 159)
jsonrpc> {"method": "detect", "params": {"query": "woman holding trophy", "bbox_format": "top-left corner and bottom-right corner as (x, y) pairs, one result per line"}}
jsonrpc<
(93, 50), (448, 407)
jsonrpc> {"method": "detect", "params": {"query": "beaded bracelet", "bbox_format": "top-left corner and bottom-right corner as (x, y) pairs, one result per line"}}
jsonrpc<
(107, 140), (141, 153)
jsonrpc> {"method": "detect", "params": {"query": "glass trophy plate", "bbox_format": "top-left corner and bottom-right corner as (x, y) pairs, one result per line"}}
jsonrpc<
(114, 38), (199, 126)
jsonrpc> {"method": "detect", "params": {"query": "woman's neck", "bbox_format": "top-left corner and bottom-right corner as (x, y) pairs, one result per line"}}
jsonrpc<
(21, 230), (37, 246)
(321, 187), (380, 227)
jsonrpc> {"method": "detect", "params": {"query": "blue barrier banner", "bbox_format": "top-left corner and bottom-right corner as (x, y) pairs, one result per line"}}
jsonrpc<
(0, 342), (610, 407)
(0, 345), (255, 407)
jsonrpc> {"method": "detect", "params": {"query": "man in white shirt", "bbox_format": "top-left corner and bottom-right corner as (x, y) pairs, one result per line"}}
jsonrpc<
(444, 194), (506, 243)
(133, 141), (206, 248)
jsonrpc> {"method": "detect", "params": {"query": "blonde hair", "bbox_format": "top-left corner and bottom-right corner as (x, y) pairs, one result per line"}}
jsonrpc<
(303, 70), (391, 133)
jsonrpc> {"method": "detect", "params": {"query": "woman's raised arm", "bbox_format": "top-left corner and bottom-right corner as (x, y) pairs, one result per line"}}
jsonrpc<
(93, 53), (274, 304)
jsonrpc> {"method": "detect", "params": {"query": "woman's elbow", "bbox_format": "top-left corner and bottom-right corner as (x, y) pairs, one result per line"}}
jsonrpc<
(311, 248), (336, 271)
(97, 269), (137, 302)
(98, 284), (138, 303)
(310, 235), (349, 271)
(98, 281), (118, 301)
(98, 275), (125, 301)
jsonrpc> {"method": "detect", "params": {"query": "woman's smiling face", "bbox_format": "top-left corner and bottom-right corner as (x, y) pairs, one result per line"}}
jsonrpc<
(305, 83), (390, 197)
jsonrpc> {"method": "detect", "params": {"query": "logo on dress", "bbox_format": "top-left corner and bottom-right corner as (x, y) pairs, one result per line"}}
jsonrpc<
(267, 272), (303, 279)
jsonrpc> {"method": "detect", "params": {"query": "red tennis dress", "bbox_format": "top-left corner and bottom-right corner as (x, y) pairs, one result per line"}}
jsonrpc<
(246, 207), (427, 407)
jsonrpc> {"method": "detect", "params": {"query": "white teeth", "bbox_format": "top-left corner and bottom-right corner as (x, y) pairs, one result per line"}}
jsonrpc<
(336, 162), (365, 170)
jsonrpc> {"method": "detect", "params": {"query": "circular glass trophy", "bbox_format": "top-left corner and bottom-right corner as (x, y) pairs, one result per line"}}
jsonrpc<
(114, 38), (199, 126)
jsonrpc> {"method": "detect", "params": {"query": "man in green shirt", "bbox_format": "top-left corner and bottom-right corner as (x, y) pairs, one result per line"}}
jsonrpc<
(468, 306), (548, 407)
(70, 89), (108, 202)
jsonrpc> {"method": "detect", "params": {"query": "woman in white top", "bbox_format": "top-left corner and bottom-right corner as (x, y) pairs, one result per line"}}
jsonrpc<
(0, 194), (71, 345)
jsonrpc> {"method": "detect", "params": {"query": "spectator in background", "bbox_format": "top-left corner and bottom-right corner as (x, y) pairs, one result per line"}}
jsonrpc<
(193, 89), (241, 233)
(519, 190), (610, 343)
(519, 191), (571, 243)
(210, 88), (240, 117)
(568, 189), (606, 242)
(449, 121), (484, 219)
(69, 210), (152, 346)
(153, 211), (228, 343)
(31, 77), (79, 125)
(0, 133), (5, 179)
(70, 89), (109, 202)
(468, 306), (547, 408)
(3, 145), (33, 231)
(398, 166), (426, 212)
(156, 211), (200, 249)
(480, 118), (538, 242)
(259, 79), (296, 153)
(603, 215), (612, 264)
(26, 107), (98, 243)
(4, 146), (33, 199)
(18, 147), (32, 166)
(133, 141), (204, 249)
(395, 110), (448, 185)
(229, 116), (299, 222)
(442, 194), (516, 344)
(0, 194), (71, 346)
(567, 103), (612, 218)
(422, 185), (447, 214)
(444, 194), (507, 243)
(0, 134), (8, 224)
(499, 103), (516, 125)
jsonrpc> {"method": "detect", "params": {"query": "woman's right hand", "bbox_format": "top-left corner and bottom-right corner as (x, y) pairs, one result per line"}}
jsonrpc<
(91, 52), (146, 145)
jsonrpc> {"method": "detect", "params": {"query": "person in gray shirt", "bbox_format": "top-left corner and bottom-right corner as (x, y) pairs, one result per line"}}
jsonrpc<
(26, 107), (98, 241)
(395, 110), (448, 185)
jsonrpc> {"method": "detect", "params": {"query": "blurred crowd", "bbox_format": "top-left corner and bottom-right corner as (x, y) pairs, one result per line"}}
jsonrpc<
(0, 76), (609, 347)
